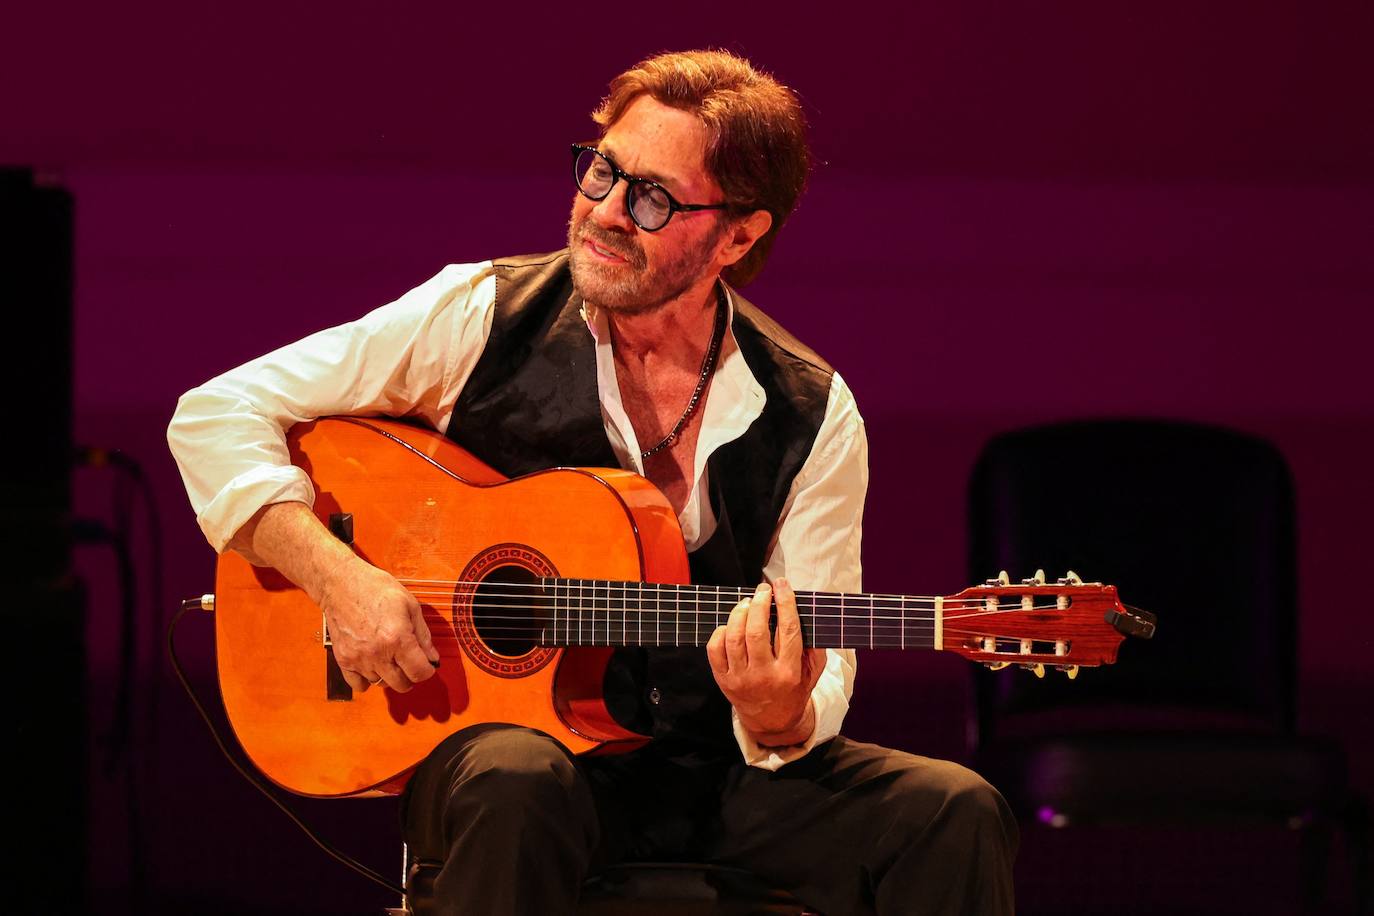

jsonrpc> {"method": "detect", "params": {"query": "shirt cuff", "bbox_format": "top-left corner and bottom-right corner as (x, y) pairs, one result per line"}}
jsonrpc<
(196, 464), (316, 555)
(732, 648), (851, 771)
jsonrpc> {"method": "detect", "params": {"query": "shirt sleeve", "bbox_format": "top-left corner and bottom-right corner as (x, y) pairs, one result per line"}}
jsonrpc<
(166, 261), (497, 556)
(733, 371), (868, 770)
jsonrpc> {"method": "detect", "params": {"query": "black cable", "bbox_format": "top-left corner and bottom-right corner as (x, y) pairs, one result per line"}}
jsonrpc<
(74, 445), (151, 913)
(167, 598), (404, 898)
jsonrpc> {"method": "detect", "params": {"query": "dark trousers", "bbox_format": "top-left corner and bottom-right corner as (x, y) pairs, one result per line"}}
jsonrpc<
(401, 725), (1018, 916)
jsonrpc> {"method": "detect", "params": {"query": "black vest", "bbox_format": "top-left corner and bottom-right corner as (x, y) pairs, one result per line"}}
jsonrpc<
(447, 250), (834, 757)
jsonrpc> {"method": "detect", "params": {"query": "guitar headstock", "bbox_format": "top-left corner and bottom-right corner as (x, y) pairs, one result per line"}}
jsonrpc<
(942, 570), (1155, 678)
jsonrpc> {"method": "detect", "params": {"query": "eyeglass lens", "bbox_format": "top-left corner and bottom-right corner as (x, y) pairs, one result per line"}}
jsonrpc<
(574, 148), (673, 231)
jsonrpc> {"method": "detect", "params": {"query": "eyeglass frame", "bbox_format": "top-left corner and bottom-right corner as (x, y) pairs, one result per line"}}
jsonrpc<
(570, 143), (733, 232)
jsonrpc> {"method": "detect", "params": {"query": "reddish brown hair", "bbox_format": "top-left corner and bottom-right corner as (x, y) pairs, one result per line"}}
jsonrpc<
(592, 49), (811, 287)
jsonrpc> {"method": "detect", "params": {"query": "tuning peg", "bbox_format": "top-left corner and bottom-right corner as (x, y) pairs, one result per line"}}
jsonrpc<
(986, 570), (1012, 587)
(1065, 570), (1083, 586)
(1022, 569), (1047, 586)
(1058, 665), (1080, 680)
(1021, 663), (1046, 678)
(985, 661), (1010, 671)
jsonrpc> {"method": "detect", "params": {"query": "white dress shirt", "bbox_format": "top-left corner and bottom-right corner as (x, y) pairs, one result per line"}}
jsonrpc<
(167, 259), (869, 771)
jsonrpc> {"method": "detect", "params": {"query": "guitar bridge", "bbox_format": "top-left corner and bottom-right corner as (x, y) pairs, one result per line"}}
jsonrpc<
(323, 612), (353, 701)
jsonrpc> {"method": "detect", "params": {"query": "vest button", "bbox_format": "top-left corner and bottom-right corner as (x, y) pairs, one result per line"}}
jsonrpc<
(648, 687), (662, 705)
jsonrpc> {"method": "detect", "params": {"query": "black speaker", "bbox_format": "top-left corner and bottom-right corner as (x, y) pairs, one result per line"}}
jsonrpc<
(1, 166), (86, 912)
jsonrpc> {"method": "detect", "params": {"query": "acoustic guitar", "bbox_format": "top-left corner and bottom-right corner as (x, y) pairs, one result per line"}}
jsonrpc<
(211, 417), (1153, 798)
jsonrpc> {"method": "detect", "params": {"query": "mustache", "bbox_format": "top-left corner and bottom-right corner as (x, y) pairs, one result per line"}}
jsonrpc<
(573, 219), (646, 268)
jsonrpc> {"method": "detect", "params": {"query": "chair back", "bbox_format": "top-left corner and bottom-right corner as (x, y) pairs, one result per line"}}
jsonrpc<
(967, 419), (1297, 744)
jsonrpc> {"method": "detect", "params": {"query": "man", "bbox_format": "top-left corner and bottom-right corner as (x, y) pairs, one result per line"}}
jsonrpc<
(168, 49), (1017, 915)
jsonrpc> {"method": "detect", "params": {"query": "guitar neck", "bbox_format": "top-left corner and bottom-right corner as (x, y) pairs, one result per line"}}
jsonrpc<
(538, 578), (941, 651)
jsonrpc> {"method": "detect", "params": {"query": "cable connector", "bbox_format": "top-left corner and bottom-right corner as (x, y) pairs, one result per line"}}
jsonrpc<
(181, 594), (215, 613)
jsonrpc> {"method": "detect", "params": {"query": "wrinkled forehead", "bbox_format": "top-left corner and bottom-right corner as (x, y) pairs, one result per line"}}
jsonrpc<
(598, 95), (720, 200)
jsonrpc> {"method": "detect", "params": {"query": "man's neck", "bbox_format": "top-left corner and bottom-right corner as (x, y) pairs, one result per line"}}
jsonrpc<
(605, 280), (721, 367)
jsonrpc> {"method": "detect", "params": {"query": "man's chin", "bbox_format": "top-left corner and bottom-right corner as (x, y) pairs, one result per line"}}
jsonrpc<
(571, 250), (646, 312)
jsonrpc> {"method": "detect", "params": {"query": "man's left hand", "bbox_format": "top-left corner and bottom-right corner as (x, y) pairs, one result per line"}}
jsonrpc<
(706, 579), (826, 746)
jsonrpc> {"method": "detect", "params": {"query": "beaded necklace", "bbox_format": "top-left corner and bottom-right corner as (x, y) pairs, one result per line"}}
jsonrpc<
(639, 291), (728, 460)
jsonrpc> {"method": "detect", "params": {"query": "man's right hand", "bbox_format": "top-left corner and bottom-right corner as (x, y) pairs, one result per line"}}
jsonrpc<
(319, 556), (442, 693)
(229, 501), (442, 694)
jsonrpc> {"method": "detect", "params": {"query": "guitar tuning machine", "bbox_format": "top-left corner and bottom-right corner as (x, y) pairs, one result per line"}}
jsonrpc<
(984, 661), (1011, 671)
(986, 570), (1012, 587)
(1020, 569), (1047, 586)
(1056, 570), (1084, 586)
(1020, 663), (1046, 678)
(1057, 665), (1080, 680)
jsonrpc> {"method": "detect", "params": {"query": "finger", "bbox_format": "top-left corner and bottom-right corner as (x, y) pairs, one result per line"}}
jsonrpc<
(804, 647), (828, 691)
(374, 659), (415, 693)
(410, 601), (441, 666)
(341, 668), (371, 693)
(772, 578), (803, 663)
(706, 625), (729, 677)
(394, 638), (437, 685)
(744, 583), (773, 662)
(724, 599), (750, 671)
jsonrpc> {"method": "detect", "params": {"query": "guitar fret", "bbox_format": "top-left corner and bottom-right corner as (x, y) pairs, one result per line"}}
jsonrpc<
(599, 580), (609, 646)
(693, 584), (699, 646)
(570, 580), (577, 646)
(618, 585), (629, 648)
(542, 580), (549, 647)
(716, 585), (724, 633)
(543, 582), (956, 651)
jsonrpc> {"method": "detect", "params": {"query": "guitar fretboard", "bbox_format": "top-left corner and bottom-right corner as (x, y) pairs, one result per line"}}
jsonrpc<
(537, 578), (940, 650)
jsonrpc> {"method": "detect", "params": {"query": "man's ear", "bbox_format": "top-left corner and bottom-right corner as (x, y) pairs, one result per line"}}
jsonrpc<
(718, 209), (774, 269)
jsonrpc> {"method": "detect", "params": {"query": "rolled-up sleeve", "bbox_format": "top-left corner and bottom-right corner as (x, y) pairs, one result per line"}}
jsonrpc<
(166, 261), (496, 554)
(734, 371), (868, 770)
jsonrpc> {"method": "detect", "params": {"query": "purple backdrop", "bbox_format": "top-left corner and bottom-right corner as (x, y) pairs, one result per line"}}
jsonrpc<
(8, 2), (1373, 912)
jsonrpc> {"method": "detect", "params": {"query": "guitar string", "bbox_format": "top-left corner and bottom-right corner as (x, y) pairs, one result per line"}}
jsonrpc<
(393, 579), (1073, 610)
(395, 594), (1062, 621)
(394, 599), (1049, 620)
(392, 576), (1053, 606)
(380, 604), (1057, 632)
(394, 583), (1003, 609)
(370, 624), (1051, 650)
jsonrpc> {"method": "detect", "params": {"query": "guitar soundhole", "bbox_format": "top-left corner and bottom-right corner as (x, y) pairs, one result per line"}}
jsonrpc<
(472, 565), (549, 658)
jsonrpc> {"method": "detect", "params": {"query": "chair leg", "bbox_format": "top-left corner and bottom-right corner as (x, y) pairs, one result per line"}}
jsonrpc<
(384, 842), (411, 915)
(1347, 794), (1372, 916)
(1299, 819), (1333, 913)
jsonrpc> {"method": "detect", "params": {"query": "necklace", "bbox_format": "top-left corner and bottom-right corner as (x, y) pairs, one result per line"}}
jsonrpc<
(640, 292), (728, 460)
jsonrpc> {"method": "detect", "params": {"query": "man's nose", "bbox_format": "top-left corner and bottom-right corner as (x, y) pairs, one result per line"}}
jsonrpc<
(591, 181), (636, 233)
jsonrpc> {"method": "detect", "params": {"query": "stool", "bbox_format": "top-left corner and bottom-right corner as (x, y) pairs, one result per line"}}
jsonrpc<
(398, 855), (822, 915)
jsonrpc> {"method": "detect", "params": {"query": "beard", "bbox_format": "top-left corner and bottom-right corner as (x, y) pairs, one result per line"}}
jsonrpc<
(567, 210), (723, 317)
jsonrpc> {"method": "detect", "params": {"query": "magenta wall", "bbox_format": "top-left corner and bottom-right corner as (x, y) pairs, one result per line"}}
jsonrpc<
(9, 2), (1372, 912)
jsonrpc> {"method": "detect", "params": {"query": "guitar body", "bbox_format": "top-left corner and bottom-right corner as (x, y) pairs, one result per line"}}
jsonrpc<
(214, 416), (689, 798)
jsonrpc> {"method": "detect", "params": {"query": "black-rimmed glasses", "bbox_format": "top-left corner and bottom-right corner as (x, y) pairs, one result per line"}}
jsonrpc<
(571, 144), (731, 232)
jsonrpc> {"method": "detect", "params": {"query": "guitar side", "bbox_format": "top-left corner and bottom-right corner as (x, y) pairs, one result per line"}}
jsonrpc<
(214, 417), (690, 798)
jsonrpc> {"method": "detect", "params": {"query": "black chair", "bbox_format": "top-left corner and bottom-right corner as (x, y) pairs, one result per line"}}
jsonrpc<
(967, 419), (1369, 914)
(399, 853), (820, 914)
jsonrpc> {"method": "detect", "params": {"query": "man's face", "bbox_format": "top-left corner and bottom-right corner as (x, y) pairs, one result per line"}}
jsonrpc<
(568, 95), (730, 315)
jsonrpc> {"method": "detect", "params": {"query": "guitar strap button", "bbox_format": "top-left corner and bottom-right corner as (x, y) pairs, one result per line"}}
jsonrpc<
(648, 687), (662, 705)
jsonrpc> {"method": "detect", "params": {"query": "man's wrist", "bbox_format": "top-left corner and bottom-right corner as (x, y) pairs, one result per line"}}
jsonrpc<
(747, 699), (816, 748)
